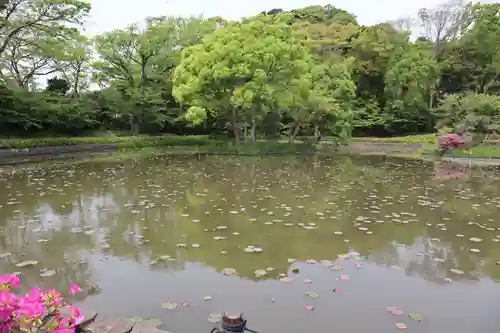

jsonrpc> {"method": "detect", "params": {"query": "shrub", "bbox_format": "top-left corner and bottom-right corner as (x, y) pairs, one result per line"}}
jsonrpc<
(0, 274), (83, 333)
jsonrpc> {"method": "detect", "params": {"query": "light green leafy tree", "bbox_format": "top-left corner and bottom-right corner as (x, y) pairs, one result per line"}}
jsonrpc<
(173, 18), (314, 142)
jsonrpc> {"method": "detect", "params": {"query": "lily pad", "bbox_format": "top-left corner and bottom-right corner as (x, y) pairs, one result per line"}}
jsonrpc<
(208, 313), (222, 323)
(128, 316), (143, 322)
(16, 260), (38, 267)
(142, 318), (162, 328)
(304, 291), (320, 298)
(254, 269), (267, 277)
(40, 269), (56, 277)
(450, 268), (464, 275)
(203, 296), (212, 301)
(161, 302), (177, 310)
(395, 323), (407, 329)
(408, 312), (423, 321)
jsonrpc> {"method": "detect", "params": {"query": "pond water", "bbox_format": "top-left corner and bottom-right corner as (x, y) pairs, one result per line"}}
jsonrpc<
(1, 154), (500, 333)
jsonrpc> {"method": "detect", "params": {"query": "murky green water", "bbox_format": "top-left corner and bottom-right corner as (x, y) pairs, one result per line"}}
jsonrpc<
(1, 154), (500, 333)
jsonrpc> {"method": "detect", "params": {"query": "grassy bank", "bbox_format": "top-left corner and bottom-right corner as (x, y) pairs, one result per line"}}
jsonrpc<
(0, 136), (318, 156)
(352, 134), (500, 158)
(0, 135), (213, 149)
(3, 134), (500, 160)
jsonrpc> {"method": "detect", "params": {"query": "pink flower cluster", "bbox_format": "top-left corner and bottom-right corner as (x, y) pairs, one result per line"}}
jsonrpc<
(437, 133), (465, 150)
(0, 275), (83, 333)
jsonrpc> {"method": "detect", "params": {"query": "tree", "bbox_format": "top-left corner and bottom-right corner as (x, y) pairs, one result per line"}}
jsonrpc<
(173, 18), (314, 142)
(46, 76), (69, 94)
(0, 0), (90, 58)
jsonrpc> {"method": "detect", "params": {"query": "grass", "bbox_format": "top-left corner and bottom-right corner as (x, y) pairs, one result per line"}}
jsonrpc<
(0, 135), (318, 160)
(445, 146), (500, 158)
(3, 134), (500, 160)
(0, 135), (215, 149)
(350, 134), (437, 144)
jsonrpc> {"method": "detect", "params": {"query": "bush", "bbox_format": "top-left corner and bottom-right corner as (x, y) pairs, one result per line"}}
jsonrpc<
(0, 275), (83, 333)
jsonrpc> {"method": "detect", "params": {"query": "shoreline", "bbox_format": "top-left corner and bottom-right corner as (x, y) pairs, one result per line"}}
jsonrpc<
(1, 141), (500, 167)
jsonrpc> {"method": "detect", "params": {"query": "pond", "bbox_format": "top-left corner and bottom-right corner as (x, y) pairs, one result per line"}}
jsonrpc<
(1, 154), (500, 333)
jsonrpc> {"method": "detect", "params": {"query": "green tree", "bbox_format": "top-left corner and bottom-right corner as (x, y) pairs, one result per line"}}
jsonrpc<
(173, 18), (314, 142)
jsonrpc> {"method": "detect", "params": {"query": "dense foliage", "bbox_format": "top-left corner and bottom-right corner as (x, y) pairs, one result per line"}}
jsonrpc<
(0, 0), (499, 140)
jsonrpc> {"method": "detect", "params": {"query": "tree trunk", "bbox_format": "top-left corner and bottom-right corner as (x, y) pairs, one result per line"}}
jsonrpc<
(133, 64), (147, 136)
(231, 107), (240, 143)
(251, 117), (257, 144)
(289, 124), (301, 143)
(314, 125), (322, 143)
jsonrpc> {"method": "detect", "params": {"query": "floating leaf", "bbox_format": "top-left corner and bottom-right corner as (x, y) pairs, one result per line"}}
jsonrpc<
(16, 260), (38, 267)
(304, 291), (320, 298)
(161, 302), (177, 310)
(204, 296), (212, 301)
(396, 323), (407, 329)
(208, 313), (222, 324)
(40, 269), (56, 277)
(254, 269), (267, 277)
(408, 313), (423, 321)
(391, 309), (404, 316)
(142, 318), (162, 328)
(450, 268), (464, 275)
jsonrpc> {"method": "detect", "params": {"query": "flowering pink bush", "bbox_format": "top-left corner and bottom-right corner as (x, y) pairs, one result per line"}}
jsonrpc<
(437, 133), (465, 151)
(0, 274), (83, 333)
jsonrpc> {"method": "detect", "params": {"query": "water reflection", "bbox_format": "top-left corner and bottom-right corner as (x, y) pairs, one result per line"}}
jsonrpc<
(1, 155), (500, 333)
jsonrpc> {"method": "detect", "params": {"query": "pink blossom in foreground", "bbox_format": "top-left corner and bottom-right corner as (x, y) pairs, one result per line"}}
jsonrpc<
(68, 284), (82, 295)
(0, 275), (82, 333)
(0, 275), (20, 289)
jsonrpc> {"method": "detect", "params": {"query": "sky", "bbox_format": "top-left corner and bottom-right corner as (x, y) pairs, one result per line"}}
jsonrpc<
(84, 0), (447, 36)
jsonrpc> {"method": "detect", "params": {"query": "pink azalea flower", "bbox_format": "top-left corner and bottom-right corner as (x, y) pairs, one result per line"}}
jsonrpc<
(15, 298), (45, 319)
(42, 290), (63, 307)
(65, 305), (83, 325)
(26, 288), (43, 301)
(0, 275), (20, 289)
(0, 291), (17, 309)
(67, 284), (82, 295)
